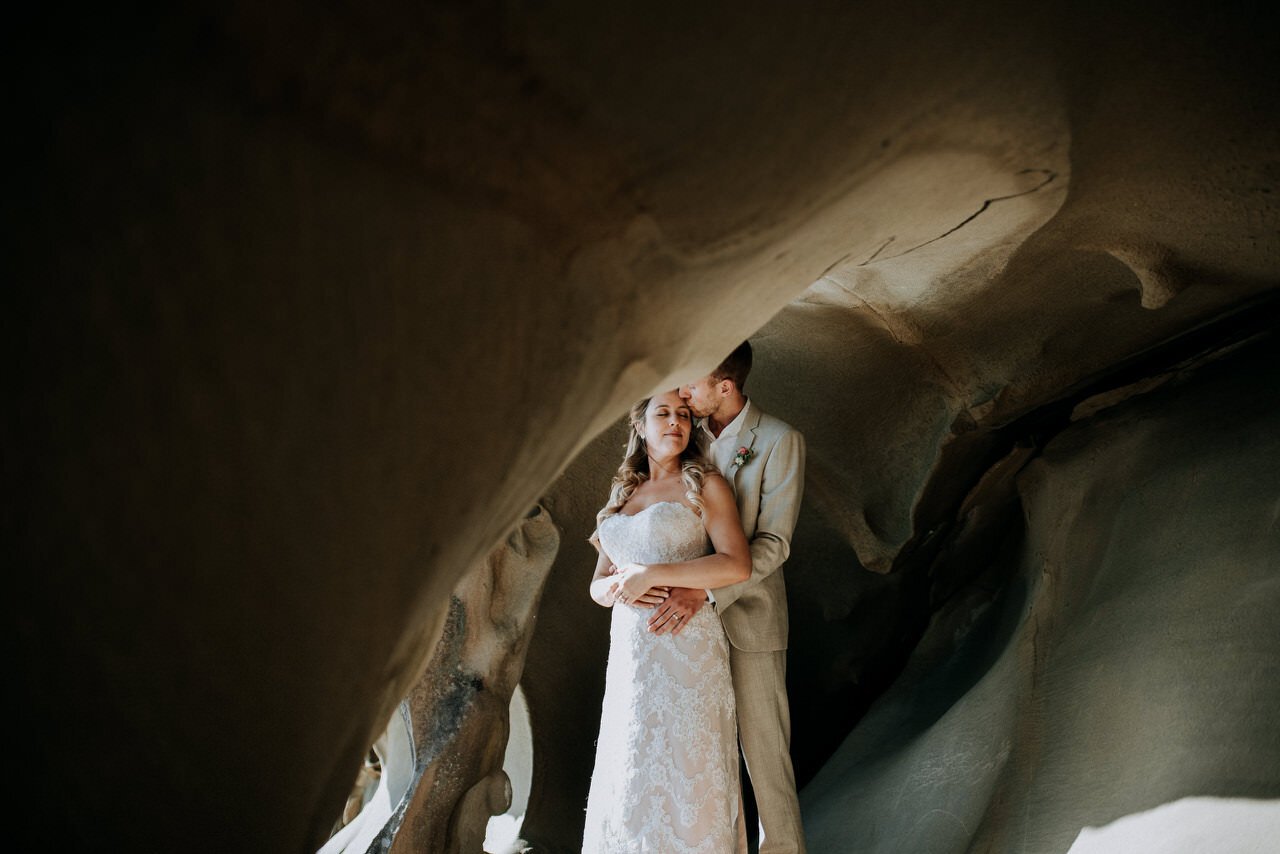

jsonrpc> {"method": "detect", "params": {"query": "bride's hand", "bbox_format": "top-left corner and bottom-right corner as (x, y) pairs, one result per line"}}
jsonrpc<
(629, 586), (670, 608)
(615, 564), (670, 608)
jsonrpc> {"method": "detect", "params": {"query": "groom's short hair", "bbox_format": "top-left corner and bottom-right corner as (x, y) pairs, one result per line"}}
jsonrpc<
(712, 341), (752, 392)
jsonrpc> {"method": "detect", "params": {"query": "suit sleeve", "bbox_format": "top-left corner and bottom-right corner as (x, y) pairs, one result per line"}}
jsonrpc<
(711, 427), (805, 611)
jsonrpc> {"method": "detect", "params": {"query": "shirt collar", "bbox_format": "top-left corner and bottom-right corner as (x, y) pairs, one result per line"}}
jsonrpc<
(702, 398), (751, 444)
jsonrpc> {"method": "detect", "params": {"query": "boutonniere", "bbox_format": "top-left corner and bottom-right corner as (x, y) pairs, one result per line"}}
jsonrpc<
(732, 446), (753, 469)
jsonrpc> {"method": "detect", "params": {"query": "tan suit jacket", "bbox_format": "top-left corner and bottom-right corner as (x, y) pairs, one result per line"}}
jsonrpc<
(711, 404), (805, 652)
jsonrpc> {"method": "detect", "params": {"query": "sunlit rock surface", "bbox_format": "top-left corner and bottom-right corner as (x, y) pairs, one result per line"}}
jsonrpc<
(1066, 798), (1280, 854)
(9, 1), (1278, 850)
(378, 506), (556, 852)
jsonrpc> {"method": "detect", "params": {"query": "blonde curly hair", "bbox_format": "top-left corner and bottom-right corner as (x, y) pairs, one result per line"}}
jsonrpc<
(591, 396), (714, 544)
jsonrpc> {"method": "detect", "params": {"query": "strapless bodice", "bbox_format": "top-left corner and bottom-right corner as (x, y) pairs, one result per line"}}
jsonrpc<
(596, 501), (710, 568)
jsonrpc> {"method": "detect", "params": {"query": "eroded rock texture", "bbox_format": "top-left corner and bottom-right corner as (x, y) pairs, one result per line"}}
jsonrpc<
(403, 506), (556, 851)
(8, 0), (1278, 851)
(800, 334), (1280, 851)
(358, 506), (557, 852)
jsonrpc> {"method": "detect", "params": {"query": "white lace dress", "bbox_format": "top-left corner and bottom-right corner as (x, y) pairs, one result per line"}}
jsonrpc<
(583, 501), (741, 853)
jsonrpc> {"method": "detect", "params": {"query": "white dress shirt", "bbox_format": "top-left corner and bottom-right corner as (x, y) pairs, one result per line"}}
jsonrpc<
(701, 399), (752, 486)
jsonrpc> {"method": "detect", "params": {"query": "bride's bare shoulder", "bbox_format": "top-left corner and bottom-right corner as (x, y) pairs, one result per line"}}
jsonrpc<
(701, 471), (734, 501)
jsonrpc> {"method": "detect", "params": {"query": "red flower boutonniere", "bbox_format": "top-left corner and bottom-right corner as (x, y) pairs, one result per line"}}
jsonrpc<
(732, 446), (753, 469)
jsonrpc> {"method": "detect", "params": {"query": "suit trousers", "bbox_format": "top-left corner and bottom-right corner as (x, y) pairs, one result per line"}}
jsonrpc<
(730, 646), (805, 854)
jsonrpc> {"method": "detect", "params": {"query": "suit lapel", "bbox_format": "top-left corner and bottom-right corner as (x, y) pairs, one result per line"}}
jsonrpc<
(731, 404), (764, 495)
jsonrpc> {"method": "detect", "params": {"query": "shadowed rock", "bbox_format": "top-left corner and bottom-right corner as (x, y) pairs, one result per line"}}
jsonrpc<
(800, 333), (1280, 852)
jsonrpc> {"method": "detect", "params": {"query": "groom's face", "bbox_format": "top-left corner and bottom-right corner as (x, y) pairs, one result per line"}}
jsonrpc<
(680, 376), (723, 419)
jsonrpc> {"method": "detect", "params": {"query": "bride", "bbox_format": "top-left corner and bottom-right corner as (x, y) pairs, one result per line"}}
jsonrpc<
(582, 389), (751, 853)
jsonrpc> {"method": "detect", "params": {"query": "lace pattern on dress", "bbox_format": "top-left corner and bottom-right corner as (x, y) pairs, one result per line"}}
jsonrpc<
(583, 502), (740, 854)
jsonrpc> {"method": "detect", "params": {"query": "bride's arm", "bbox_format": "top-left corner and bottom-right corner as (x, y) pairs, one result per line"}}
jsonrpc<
(590, 545), (671, 608)
(615, 475), (750, 597)
(589, 549), (621, 607)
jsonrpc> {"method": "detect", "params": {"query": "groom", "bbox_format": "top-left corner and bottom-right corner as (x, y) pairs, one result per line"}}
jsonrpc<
(652, 340), (807, 854)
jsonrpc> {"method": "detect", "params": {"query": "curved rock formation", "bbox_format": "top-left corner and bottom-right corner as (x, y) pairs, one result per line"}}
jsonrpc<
(799, 334), (1280, 852)
(385, 505), (557, 853)
(9, 1), (1277, 851)
(325, 506), (557, 852)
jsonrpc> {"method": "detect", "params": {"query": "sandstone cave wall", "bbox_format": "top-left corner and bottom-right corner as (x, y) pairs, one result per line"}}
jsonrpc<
(800, 333), (1280, 852)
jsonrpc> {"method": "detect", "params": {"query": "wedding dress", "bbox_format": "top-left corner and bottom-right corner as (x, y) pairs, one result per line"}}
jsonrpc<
(583, 501), (740, 853)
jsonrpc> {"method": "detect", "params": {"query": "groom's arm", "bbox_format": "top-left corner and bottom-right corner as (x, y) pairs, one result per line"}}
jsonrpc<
(709, 428), (805, 612)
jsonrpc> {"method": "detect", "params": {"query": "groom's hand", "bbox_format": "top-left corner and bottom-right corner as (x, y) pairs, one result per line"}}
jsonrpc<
(649, 587), (707, 635)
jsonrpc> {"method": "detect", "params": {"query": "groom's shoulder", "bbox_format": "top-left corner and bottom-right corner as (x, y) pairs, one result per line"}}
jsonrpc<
(753, 406), (802, 441)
